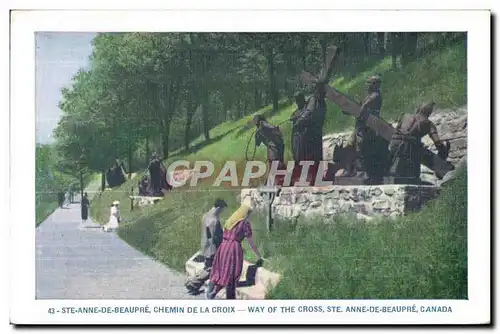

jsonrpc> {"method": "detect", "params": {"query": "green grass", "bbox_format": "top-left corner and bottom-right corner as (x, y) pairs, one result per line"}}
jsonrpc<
(264, 167), (467, 299)
(90, 41), (467, 298)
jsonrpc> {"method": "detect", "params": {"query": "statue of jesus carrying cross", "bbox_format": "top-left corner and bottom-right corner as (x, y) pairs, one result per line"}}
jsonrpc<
(289, 46), (339, 185)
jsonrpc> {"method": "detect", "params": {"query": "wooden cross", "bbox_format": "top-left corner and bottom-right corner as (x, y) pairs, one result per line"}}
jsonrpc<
(299, 46), (454, 179)
(302, 45), (340, 112)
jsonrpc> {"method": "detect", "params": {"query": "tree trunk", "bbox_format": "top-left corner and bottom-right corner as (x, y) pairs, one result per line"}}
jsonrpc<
(284, 51), (295, 103)
(184, 98), (196, 153)
(184, 114), (193, 152)
(320, 35), (327, 64)
(390, 33), (400, 70)
(300, 34), (307, 69)
(401, 32), (419, 67)
(254, 89), (261, 109)
(145, 135), (150, 167)
(202, 103), (210, 142)
(363, 33), (371, 57)
(377, 32), (385, 56)
(101, 170), (106, 192)
(161, 118), (170, 159)
(127, 136), (132, 179)
(266, 47), (279, 113)
(160, 82), (177, 160)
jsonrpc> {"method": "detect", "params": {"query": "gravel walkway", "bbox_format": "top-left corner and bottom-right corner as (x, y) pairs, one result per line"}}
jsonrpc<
(36, 201), (203, 299)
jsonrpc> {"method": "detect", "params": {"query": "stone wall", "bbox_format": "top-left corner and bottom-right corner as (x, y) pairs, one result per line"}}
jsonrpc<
(241, 184), (439, 221)
(322, 107), (467, 185)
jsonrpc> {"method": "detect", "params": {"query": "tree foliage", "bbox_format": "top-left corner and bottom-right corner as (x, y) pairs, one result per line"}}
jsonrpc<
(54, 32), (465, 175)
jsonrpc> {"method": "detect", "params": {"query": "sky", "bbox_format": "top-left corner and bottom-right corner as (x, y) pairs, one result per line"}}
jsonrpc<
(35, 32), (96, 144)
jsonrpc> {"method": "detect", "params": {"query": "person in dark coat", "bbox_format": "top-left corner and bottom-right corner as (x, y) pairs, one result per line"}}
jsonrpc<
(253, 114), (286, 185)
(57, 191), (65, 208)
(81, 192), (90, 226)
(185, 199), (227, 295)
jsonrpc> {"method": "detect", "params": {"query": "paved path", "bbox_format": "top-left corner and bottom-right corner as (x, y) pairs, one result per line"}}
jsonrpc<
(36, 201), (203, 300)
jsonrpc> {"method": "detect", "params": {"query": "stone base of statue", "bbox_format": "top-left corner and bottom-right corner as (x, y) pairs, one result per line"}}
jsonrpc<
(241, 183), (439, 222)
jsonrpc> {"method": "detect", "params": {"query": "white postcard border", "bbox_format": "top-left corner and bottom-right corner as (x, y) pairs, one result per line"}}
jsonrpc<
(10, 9), (490, 325)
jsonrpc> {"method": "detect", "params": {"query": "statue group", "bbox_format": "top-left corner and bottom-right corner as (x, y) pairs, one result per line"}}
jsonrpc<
(253, 45), (453, 186)
(138, 153), (172, 197)
(106, 158), (127, 188)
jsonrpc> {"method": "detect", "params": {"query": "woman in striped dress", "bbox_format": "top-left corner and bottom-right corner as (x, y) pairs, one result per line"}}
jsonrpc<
(207, 200), (262, 299)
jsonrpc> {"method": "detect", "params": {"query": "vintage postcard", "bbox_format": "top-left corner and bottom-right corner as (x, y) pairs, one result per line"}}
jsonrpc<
(10, 9), (490, 325)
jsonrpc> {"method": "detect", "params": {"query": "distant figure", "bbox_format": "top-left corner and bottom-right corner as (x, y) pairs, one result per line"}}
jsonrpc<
(64, 191), (70, 207)
(81, 192), (90, 226)
(103, 201), (120, 232)
(138, 175), (150, 196)
(185, 199), (227, 295)
(57, 191), (65, 208)
(207, 198), (263, 300)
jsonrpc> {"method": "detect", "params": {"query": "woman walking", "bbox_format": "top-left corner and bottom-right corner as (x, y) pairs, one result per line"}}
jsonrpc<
(103, 201), (120, 232)
(206, 198), (262, 299)
(81, 192), (90, 226)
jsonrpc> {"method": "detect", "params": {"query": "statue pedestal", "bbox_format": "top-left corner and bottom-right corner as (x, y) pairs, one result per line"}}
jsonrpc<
(185, 251), (280, 300)
(241, 184), (439, 222)
(129, 196), (164, 208)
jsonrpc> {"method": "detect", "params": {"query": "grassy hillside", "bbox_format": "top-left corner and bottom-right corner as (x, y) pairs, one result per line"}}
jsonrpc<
(90, 41), (467, 298)
(266, 167), (467, 299)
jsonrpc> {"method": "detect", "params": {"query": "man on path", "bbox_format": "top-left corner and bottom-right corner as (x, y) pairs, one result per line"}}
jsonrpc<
(57, 191), (65, 208)
(185, 199), (227, 295)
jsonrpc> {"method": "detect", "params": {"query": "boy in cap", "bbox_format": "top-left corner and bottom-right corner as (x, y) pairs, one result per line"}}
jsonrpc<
(185, 198), (228, 295)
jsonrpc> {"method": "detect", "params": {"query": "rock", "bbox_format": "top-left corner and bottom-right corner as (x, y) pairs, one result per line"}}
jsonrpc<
(437, 156), (466, 187)
(356, 213), (373, 221)
(241, 184), (438, 222)
(449, 137), (467, 150)
(353, 204), (368, 215)
(449, 115), (468, 132)
(310, 201), (322, 208)
(373, 200), (391, 210)
(370, 187), (383, 197)
(420, 173), (438, 185)
(389, 211), (400, 219)
(340, 189), (351, 200)
(383, 187), (395, 196)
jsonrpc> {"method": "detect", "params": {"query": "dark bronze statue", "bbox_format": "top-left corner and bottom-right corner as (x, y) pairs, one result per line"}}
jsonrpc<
(388, 102), (450, 183)
(147, 153), (172, 197)
(253, 114), (286, 185)
(349, 75), (389, 184)
(106, 158), (127, 188)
